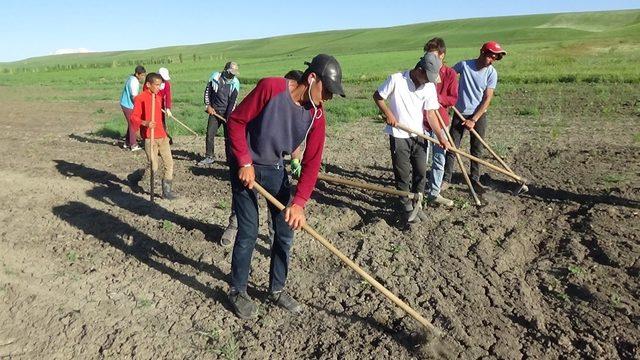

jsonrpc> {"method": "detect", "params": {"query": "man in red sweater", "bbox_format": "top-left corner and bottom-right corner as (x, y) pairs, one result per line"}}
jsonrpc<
(128, 73), (178, 200)
(226, 54), (345, 319)
(423, 37), (457, 207)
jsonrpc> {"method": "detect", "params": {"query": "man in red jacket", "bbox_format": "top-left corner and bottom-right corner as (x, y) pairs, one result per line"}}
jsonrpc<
(128, 73), (178, 200)
(226, 54), (345, 319)
(423, 37), (457, 207)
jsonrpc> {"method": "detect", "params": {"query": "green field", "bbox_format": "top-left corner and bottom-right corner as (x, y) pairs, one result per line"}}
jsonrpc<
(1, 10), (639, 136)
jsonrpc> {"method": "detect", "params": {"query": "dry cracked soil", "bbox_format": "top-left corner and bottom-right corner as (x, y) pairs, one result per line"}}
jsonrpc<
(0, 85), (639, 359)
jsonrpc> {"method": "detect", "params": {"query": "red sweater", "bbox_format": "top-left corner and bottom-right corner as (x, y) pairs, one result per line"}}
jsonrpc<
(228, 78), (326, 207)
(159, 81), (172, 109)
(425, 65), (458, 130)
(131, 90), (167, 139)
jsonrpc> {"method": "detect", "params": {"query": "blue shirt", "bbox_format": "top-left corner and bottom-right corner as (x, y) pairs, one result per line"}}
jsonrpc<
(453, 60), (498, 115)
(119, 75), (139, 109)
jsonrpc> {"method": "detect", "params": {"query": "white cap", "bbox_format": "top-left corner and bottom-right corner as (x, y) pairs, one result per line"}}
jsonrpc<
(158, 67), (170, 81)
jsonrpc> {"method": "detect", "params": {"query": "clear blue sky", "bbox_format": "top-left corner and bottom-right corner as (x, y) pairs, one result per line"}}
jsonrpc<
(1, 0), (638, 62)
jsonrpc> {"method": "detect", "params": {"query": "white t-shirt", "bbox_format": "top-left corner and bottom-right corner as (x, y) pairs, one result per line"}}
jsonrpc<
(378, 70), (439, 139)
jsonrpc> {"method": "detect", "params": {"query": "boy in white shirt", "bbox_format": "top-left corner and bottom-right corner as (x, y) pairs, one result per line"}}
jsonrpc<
(373, 53), (450, 224)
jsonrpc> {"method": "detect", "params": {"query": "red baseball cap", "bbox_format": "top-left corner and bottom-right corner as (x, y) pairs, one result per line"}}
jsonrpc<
(481, 41), (507, 56)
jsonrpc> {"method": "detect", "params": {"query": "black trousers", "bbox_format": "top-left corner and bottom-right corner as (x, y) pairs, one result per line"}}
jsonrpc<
(205, 115), (226, 158)
(389, 136), (428, 210)
(443, 112), (487, 182)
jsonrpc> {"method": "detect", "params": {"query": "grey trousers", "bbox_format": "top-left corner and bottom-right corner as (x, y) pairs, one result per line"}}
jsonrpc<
(389, 136), (428, 211)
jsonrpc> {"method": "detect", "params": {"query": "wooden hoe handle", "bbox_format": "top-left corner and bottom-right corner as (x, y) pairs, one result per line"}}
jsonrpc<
(252, 182), (441, 335)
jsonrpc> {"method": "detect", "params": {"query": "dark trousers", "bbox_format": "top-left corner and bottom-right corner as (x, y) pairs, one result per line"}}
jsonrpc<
(444, 112), (487, 182)
(205, 115), (226, 158)
(389, 136), (428, 210)
(230, 164), (294, 293)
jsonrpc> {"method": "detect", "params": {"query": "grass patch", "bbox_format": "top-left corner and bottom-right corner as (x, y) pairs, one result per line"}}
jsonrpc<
(515, 106), (540, 116)
(602, 174), (627, 184)
(66, 250), (78, 262)
(162, 220), (174, 231)
(136, 298), (153, 309)
(633, 132), (640, 144)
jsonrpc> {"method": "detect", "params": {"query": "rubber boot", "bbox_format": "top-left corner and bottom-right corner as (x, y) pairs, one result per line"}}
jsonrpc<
(162, 179), (178, 200)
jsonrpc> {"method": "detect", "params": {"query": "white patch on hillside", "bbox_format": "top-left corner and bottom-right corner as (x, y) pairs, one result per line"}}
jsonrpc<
(52, 48), (92, 55)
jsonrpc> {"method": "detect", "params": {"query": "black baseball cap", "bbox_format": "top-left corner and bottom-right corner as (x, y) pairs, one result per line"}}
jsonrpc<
(304, 54), (345, 97)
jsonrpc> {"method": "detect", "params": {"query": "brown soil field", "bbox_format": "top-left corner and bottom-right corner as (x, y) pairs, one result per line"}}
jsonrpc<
(0, 84), (639, 359)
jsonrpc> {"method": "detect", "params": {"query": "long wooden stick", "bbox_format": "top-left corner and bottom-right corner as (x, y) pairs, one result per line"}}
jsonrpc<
(317, 173), (417, 199)
(433, 111), (482, 206)
(451, 107), (518, 177)
(252, 182), (440, 334)
(161, 109), (199, 136)
(211, 112), (227, 123)
(395, 124), (527, 184)
(150, 95), (156, 202)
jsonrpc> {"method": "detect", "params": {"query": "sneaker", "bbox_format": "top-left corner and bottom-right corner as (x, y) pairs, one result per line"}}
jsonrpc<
(130, 144), (142, 152)
(197, 157), (215, 166)
(229, 291), (258, 319)
(429, 195), (454, 207)
(220, 225), (237, 246)
(269, 290), (302, 314)
(471, 178), (488, 193)
(122, 143), (130, 150)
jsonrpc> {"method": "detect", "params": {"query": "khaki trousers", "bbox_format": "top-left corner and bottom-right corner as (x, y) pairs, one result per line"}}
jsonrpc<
(143, 137), (173, 181)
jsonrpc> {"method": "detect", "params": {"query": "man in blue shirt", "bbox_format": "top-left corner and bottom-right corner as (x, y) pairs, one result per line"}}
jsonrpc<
(443, 41), (506, 191)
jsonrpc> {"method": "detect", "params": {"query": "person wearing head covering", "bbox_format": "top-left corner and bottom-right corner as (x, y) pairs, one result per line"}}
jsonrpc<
(198, 61), (240, 166)
(443, 41), (507, 191)
(421, 37), (457, 207)
(225, 54), (345, 319)
(373, 54), (450, 225)
(158, 67), (173, 145)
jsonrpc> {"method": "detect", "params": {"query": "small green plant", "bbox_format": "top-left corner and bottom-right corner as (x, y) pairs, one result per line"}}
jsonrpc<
(218, 334), (239, 360)
(217, 200), (229, 210)
(94, 107), (105, 114)
(66, 250), (78, 262)
(568, 265), (583, 275)
(196, 328), (220, 343)
(386, 243), (404, 254)
(454, 198), (470, 210)
(633, 132), (640, 144)
(611, 293), (621, 306)
(137, 298), (153, 309)
(162, 220), (174, 230)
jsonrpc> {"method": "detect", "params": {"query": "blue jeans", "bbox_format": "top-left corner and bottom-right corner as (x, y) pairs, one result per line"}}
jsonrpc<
(428, 130), (446, 198)
(230, 164), (294, 294)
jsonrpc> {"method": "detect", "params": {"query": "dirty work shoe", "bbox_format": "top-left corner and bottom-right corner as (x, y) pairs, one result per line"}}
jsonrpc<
(197, 157), (215, 166)
(429, 195), (454, 208)
(220, 225), (237, 246)
(440, 181), (450, 192)
(229, 291), (258, 319)
(269, 290), (302, 315)
(130, 144), (142, 152)
(471, 178), (488, 193)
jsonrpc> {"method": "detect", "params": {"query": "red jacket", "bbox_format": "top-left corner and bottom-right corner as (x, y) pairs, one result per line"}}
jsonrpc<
(425, 65), (458, 130)
(131, 90), (167, 139)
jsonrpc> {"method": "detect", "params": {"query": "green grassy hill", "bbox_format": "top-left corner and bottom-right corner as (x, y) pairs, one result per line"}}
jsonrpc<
(2, 9), (639, 83)
(1, 10), (638, 135)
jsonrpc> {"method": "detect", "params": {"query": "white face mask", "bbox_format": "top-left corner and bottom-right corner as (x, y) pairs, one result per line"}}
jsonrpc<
(160, 83), (166, 91)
